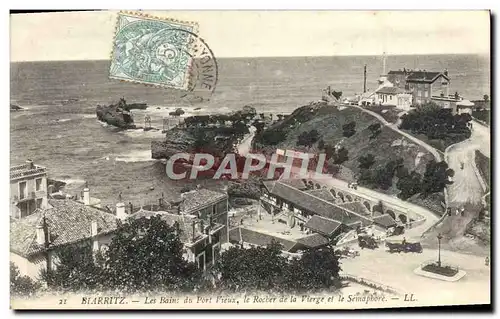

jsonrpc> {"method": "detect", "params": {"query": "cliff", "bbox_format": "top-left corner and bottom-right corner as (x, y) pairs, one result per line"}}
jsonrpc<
(151, 106), (256, 160)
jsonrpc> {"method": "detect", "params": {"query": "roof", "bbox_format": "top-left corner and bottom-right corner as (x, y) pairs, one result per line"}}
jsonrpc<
(406, 71), (449, 83)
(129, 209), (205, 243)
(296, 233), (330, 248)
(179, 189), (227, 214)
(280, 178), (308, 190)
(228, 227), (297, 252)
(376, 87), (405, 95)
(338, 202), (371, 216)
(305, 189), (336, 202)
(10, 199), (117, 258)
(262, 181), (373, 226)
(388, 70), (407, 75)
(304, 215), (342, 236)
(372, 214), (397, 228)
(10, 163), (47, 181)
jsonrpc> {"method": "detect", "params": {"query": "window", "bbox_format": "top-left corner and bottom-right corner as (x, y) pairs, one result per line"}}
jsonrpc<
(389, 95), (393, 100)
(36, 198), (43, 208)
(19, 181), (27, 200)
(424, 91), (429, 98)
(35, 178), (42, 191)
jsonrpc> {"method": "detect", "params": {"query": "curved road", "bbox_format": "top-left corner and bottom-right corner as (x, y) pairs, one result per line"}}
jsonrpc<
(445, 120), (490, 206)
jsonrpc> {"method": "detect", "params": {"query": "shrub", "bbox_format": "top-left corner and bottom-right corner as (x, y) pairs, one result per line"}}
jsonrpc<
(10, 262), (40, 296)
(342, 121), (356, 138)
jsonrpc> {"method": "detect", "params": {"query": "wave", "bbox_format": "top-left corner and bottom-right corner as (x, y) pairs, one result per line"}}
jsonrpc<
(119, 128), (164, 139)
(114, 150), (154, 163)
(55, 178), (86, 186)
(54, 118), (72, 123)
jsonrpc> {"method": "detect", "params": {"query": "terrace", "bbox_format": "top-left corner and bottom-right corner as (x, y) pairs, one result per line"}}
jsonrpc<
(10, 163), (47, 181)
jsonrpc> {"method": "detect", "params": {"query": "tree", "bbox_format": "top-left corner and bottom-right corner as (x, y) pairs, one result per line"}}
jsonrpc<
(104, 216), (202, 292)
(358, 154), (376, 169)
(342, 121), (356, 138)
(332, 147), (349, 165)
(368, 123), (382, 139)
(484, 94), (489, 102)
(318, 139), (325, 150)
(297, 129), (320, 148)
(421, 160), (453, 195)
(213, 241), (288, 292)
(10, 262), (40, 296)
(41, 244), (105, 291)
(396, 171), (423, 200)
(260, 129), (286, 145)
(285, 247), (342, 292)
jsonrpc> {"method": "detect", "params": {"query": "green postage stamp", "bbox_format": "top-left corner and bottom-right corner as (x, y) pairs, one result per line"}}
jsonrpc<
(109, 12), (198, 90)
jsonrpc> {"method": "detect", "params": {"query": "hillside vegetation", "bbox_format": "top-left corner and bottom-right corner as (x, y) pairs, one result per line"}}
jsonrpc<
(253, 104), (436, 197)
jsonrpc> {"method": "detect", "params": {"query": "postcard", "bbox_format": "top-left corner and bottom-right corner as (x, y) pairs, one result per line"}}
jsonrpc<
(10, 10), (491, 310)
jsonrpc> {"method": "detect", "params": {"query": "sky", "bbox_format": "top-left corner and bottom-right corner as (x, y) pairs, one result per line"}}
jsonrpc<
(10, 10), (490, 61)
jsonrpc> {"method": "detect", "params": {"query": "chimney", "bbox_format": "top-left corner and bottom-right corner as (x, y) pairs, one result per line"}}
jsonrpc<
(83, 187), (90, 205)
(116, 202), (127, 220)
(26, 159), (34, 169)
(199, 220), (205, 233)
(36, 225), (45, 246)
(444, 68), (448, 76)
(129, 202), (133, 214)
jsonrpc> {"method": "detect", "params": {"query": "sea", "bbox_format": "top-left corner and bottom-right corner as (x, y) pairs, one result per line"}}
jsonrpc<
(10, 55), (490, 208)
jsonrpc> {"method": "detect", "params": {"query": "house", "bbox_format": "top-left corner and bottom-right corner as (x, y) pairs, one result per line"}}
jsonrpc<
(129, 188), (229, 270)
(10, 160), (49, 219)
(386, 69), (457, 109)
(372, 214), (397, 233)
(228, 226), (330, 253)
(10, 199), (117, 279)
(405, 70), (450, 105)
(261, 180), (373, 227)
(259, 180), (378, 243)
(374, 86), (413, 110)
(10, 187), (229, 279)
(387, 69), (410, 90)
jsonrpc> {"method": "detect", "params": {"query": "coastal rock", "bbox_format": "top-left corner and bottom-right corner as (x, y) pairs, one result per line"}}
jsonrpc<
(96, 98), (136, 129)
(10, 104), (23, 111)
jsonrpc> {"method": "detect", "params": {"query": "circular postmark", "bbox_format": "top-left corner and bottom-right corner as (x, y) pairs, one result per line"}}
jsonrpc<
(172, 28), (218, 103)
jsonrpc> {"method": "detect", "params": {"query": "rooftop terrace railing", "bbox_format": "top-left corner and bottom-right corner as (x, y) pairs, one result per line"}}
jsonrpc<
(10, 166), (47, 180)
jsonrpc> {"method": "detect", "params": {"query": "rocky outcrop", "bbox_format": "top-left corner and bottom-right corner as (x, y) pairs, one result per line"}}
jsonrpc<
(10, 104), (23, 112)
(96, 99), (136, 129)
